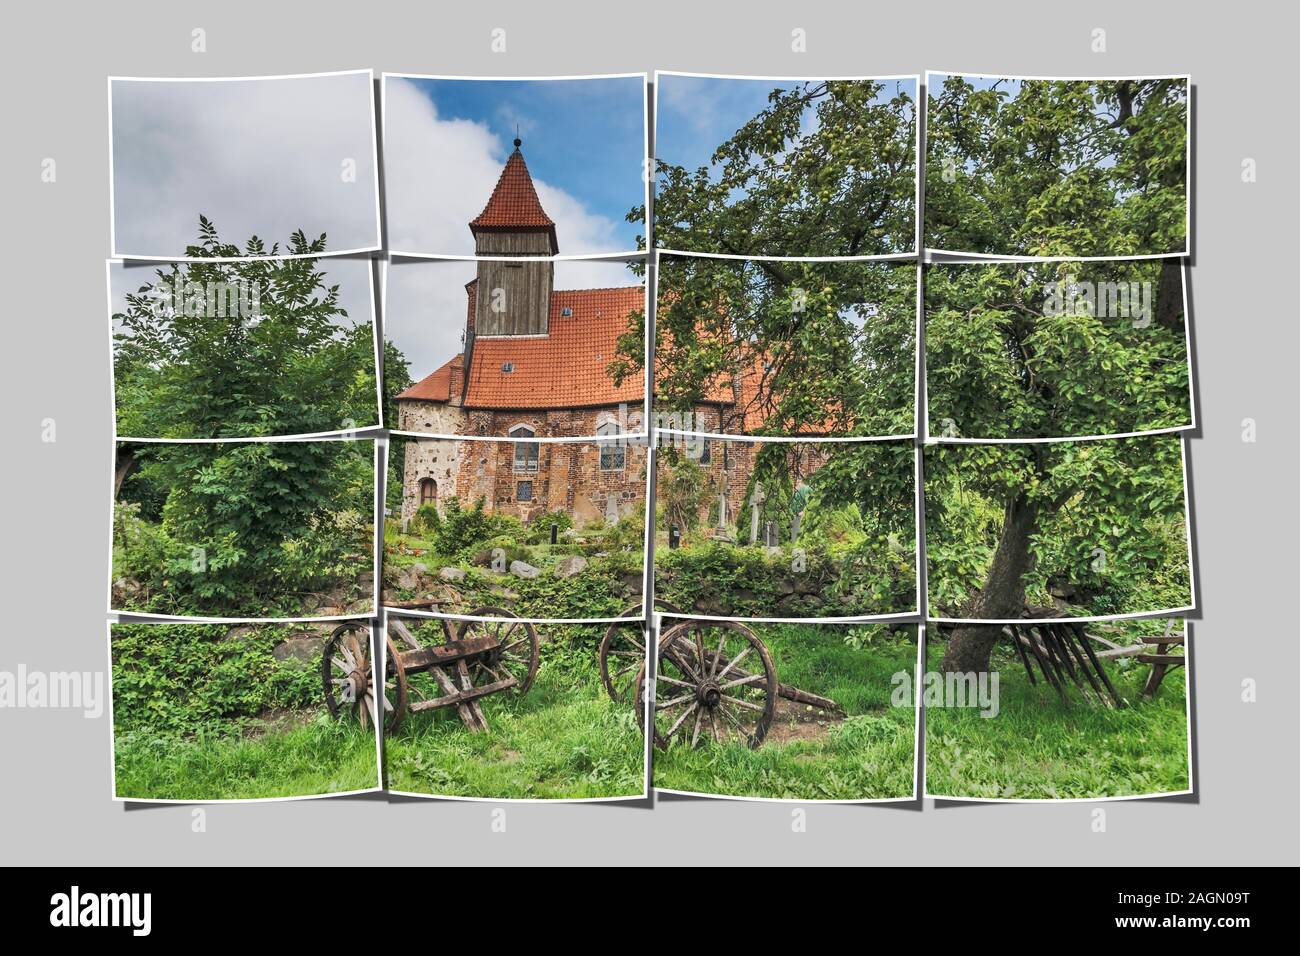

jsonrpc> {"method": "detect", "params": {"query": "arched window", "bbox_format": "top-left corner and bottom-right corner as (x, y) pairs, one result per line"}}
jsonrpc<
(419, 478), (436, 508)
(597, 420), (625, 471)
(511, 424), (538, 473)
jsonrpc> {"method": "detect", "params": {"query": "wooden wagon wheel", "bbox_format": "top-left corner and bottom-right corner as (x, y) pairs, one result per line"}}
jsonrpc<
(322, 623), (380, 729)
(599, 599), (681, 703)
(636, 619), (777, 750)
(455, 608), (540, 696)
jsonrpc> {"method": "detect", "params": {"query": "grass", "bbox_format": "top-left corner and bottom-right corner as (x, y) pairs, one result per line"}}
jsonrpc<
(924, 641), (1190, 800)
(113, 710), (379, 800)
(385, 632), (645, 799)
(651, 624), (918, 800)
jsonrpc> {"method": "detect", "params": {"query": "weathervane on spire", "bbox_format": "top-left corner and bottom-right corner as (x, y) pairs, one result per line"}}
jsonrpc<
(514, 123), (521, 149)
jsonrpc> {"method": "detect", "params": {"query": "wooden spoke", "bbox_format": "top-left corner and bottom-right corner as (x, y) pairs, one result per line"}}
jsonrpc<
(655, 691), (697, 710)
(720, 672), (768, 691)
(642, 620), (777, 751)
(322, 622), (395, 733)
(599, 610), (650, 703)
(719, 693), (768, 713)
(664, 701), (700, 739)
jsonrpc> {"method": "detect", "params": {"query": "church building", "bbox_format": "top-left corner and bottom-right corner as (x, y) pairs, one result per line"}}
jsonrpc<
(397, 141), (810, 530)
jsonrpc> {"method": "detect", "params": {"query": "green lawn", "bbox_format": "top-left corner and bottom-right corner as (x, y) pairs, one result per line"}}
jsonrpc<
(113, 711), (380, 801)
(924, 641), (1190, 800)
(385, 632), (646, 800)
(651, 624), (918, 800)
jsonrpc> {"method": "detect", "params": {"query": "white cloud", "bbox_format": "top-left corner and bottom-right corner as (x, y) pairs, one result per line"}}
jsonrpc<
(110, 73), (379, 257)
(383, 78), (627, 256)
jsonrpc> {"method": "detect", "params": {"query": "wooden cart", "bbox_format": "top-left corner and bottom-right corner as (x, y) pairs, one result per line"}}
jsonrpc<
(322, 603), (539, 734)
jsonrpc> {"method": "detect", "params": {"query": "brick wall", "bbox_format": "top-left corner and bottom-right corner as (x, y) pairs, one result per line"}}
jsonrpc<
(395, 399), (826, 534)
(397, 404), (650, 528)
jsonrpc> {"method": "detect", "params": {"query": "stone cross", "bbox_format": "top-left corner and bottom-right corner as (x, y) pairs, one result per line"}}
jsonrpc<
(717, 490), (728, 529)
(748, 486), (766, 545)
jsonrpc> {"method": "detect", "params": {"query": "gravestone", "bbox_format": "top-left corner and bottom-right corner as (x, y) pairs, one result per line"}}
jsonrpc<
(748, 486), (766, 545)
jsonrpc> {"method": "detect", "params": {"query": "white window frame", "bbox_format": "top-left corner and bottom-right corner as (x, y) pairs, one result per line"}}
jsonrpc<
(597, 420), (625, 472)
(511, 424), (539, 474)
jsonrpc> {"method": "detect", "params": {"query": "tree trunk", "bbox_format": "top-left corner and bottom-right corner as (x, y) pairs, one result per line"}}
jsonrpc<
(940, 491), (1039, 673)
(113, 447), (137, 500)
(1156, 258), (1184, 333)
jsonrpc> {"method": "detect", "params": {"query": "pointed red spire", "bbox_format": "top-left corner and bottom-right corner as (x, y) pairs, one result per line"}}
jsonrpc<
(470, 142), (556, 231)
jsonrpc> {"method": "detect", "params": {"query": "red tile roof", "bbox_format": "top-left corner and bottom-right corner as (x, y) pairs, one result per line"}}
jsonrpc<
(462, 287), (645, 409)
(397, 354), (462, 402)
(470, 146), (555, 232)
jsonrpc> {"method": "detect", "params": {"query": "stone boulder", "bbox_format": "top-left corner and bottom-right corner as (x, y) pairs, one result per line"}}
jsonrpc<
(439, 566), (467, 582)
(510, 560), (541, 579)
(553, 555), (588, 579)
(391, 565), (422, 591)
(273, 633), (327, 663)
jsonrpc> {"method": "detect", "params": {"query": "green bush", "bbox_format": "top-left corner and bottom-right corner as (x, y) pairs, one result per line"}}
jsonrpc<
(434, 498), (524, 557)
(110, 623), (320, 737)
(657, 539), (914, 617)
(523, 509), (573, 544)
(409, 503), (442, 537)
(112, 501), (188, 589)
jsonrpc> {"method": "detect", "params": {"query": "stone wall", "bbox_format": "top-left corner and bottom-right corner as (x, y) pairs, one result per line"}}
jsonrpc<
(397, 398), (467, 435)
(399, 434), (463, 524)
(399, 428), (649, 528)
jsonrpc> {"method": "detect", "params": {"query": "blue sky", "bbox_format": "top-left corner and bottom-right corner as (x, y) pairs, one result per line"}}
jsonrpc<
(655, 75), (917, 175)
(387, 76), (645, 254)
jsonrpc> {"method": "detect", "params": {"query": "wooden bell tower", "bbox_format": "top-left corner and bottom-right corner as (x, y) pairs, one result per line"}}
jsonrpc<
(469, 139), (557, 337)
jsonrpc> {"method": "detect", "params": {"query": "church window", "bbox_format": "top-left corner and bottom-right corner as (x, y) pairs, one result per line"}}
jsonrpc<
(598, 420), (625, 471)
(511, 424), (538, 473)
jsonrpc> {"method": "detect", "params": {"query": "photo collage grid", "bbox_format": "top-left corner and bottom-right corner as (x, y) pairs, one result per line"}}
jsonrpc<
(105, 70), (1195, 804)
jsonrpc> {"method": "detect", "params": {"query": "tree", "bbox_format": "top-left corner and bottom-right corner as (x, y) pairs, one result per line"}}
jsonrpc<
(636, 80), (920, 612)
(113, 217), (378, 439)
(112, 219), (378, 611)
(924, 76), (1190, 671)
(381, 339), (413, 513)
(926, 259), (1189, 439)
(646, 79), (915, 257)
(637, 257), (914, 438)
(926, 77), (1188, 256)
(927, 437), (1189, 672)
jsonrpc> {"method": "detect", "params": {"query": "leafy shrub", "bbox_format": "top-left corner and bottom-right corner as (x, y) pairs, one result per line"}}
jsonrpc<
(523, 509), (574, 544)
(113, 501), (188, 589)
(657, 539), (914, 617)
(110, 623), (320, 737)
(433, 498), (524, 558)
(115, 440), (373, 613)
(409, 503), (441, 537)
(657, 456), (708, 531)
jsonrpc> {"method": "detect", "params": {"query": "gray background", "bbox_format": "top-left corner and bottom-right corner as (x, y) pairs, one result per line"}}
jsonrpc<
(2, 0), (1296, 865)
